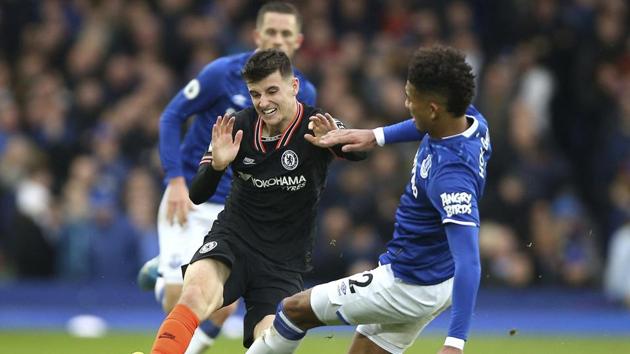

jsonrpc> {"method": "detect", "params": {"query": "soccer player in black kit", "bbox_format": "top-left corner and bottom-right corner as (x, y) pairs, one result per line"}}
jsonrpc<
(150, 49), (365, 354)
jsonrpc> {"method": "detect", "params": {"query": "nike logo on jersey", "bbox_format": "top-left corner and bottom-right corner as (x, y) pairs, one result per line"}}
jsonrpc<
(243, 157), (256, 165)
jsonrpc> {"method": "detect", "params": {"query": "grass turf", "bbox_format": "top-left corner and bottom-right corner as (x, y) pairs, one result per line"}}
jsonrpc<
(1, 331), (629, 354)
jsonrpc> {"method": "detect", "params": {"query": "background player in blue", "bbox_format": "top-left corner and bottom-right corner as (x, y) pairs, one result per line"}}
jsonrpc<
(247, 46), (491, 354)
(139, 3), (316, 354)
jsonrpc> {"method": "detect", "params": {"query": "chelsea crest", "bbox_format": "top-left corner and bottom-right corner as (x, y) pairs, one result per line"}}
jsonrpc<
(281, 150), (299, 171)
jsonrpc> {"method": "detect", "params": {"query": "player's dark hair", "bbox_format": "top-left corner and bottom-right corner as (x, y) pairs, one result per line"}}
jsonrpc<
(407, 46), (475, 117)
(256, 1), (302, 30)
(242, 49), (293, 83)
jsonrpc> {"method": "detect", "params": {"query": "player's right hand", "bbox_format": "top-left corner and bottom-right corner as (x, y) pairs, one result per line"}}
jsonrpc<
(317, 129), (377, 152)
(166, 176), (193, 226)
(211, 113), (243, 171)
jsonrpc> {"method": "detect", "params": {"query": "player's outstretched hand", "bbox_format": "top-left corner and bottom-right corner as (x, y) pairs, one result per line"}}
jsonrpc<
(437, 345), (463, 354)
(304, 113), (338, 147)
(166, 176), (193, 226)
(314, 128), (377, 152)
(211, 113), (243, 170)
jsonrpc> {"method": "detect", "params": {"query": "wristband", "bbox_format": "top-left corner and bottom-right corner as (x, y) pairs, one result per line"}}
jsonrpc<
(373, 127), (385, 146)
(444, 337), (465, 350)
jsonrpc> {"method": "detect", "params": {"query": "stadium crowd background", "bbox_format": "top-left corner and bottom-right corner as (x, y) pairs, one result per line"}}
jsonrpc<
(0, 0), (628, 305)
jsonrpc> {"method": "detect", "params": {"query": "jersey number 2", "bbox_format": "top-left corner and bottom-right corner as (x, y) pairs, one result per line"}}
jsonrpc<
(348, 273), (374, 293)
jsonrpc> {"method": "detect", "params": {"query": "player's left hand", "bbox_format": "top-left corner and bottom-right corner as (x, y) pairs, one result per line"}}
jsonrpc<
(437, 345), (463, 354)
(305, 113), (338, 147)
(211, 113), (243, 170)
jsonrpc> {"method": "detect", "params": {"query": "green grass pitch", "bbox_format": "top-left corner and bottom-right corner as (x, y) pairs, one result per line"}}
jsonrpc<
(1, 331), (629, 354)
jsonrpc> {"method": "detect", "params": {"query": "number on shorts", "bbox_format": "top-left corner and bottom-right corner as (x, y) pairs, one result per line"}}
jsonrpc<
(348, 273), (373, 294)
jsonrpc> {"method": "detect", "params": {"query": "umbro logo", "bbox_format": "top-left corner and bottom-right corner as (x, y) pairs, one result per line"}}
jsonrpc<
(159, 332), (176, 340)
(243, 157), (256, 165)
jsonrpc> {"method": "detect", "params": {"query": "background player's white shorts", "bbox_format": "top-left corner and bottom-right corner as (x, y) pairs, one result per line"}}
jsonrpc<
(157, 185), (223, 284)
(310, 264), (453, 354)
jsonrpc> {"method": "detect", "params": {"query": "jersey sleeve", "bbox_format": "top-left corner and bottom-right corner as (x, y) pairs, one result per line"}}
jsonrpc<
(427, 163), (479, 227)
(444, 223), (481, 342)
(375, 118), (425, 145)
(297, 78), (317, 106)
(159, 60), (227, 181)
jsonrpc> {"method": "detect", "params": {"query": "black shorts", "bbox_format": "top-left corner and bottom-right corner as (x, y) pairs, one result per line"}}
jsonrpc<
(187, 231), (304, 348)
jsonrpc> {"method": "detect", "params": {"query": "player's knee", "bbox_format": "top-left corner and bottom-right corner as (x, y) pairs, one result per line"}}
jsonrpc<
(179, 282), (223, 319)
(281, 291), (318, 330)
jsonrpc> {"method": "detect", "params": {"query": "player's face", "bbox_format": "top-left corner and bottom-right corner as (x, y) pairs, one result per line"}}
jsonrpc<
(247, 70), (299, 129)
(255, 12), (303, 59)
(405, 81), (436, 133)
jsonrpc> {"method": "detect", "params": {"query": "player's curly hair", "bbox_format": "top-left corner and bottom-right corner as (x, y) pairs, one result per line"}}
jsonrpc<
(407, 46), (475, 117)
(242, 49), (293, 83)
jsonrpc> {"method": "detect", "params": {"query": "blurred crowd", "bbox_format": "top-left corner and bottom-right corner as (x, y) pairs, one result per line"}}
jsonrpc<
(0, 0), (628, 302)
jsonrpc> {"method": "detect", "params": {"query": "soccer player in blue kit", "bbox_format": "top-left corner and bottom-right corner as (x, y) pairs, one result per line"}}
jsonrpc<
(247, 46), (492, 354)
(140, 3), (316, 353)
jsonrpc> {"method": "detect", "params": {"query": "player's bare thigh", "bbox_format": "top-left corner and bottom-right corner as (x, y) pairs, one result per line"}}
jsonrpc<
(179, 258), (231, 320)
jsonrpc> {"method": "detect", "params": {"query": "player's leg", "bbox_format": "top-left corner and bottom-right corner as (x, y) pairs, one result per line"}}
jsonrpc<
(243, 258), (304, 353)
(246, 288), (321, 354)
(154, 187), (194, 313)
(185, 301), (239, 354)
(248, 266), (395, 354)
(151, 257), (230, 354)
(183, 203), (241, 354)
(346, 274), (454, 354)
(155, 192), (237, 353)
(249, 264), (452, 354)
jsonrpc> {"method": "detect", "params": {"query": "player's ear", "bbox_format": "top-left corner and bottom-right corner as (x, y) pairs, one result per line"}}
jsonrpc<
(429, 102), (439, 120)
(294, 33), (304, 51)
(292, 77), (299, 96)
(253, 29), (262, 48)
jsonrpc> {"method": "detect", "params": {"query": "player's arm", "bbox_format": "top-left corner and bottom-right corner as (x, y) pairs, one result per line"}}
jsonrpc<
(378, 104), (479, 146)
(376, 118), (425, 145)
(189, 114), (242, 204)
(428, 164), (481, 353)
(160, 60), (226, 181)
(160, 60), (227, 223)
(441, 223), (481, 353)
(314, 118), (424, 153)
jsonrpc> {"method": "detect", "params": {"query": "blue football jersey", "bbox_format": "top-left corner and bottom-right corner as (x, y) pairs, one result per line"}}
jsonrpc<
(379, 106), (492, 284)
(159, 51), (317, 204)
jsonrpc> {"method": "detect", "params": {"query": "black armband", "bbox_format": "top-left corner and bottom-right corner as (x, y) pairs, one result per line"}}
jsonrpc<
(189, 160), (226, 204)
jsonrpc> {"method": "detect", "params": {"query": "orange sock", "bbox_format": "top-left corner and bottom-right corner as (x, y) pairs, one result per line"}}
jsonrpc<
(151, 304), (200, 354)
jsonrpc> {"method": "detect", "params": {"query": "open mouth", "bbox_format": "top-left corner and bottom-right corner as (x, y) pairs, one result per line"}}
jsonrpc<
(261, 107), (277, 116)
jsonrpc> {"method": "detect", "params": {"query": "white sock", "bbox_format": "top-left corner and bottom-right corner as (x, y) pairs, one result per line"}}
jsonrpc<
(154, 276), (165, 305)
(184, 327), (215, 354)
(246, 326), (302, 354)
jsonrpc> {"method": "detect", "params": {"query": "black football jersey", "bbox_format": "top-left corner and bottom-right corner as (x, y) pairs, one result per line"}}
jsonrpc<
(209, 103), (349, 272)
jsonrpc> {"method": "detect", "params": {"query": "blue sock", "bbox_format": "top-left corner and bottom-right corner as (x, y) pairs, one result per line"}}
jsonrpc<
(199, 319), (222, 339)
